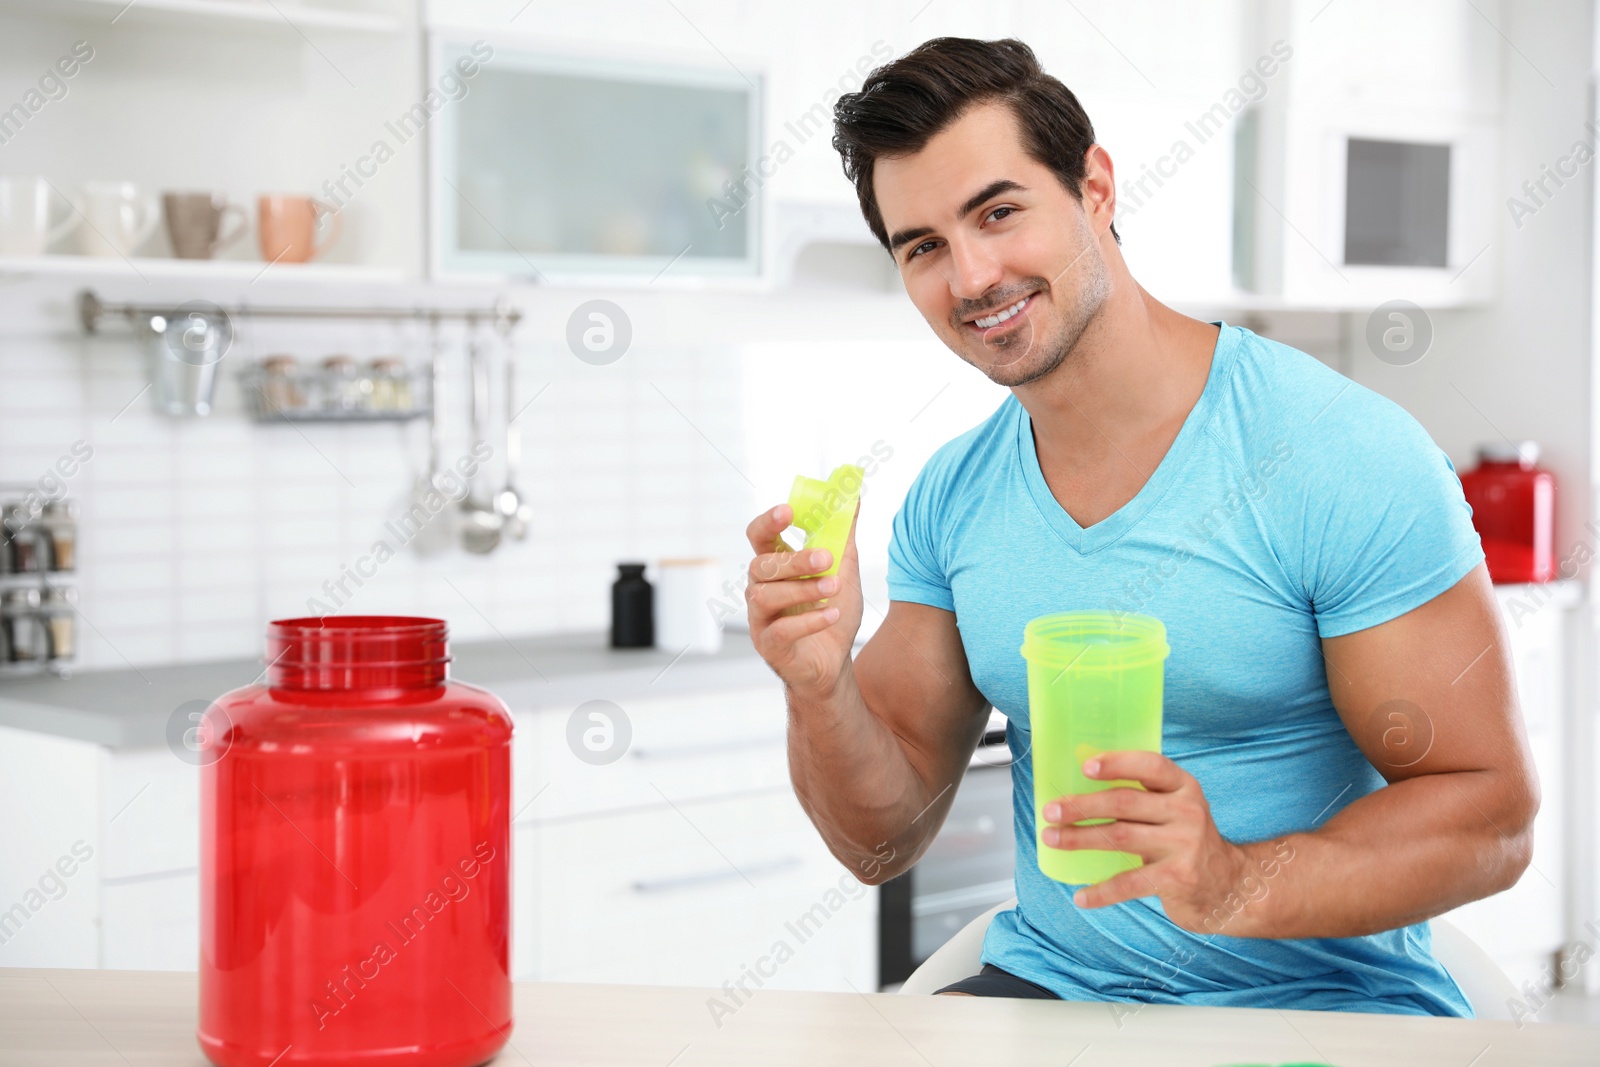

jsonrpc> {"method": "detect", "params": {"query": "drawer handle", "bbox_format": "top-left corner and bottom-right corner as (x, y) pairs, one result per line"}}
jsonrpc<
(630, 854), (801, 894)
(629, 734), (785, 761)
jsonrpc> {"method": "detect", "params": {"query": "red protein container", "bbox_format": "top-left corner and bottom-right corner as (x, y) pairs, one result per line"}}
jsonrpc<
(198, 617), (513, 1067)
(1459, 441), (1556, 584)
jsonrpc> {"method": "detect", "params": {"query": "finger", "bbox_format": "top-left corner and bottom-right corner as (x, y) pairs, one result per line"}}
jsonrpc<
(1042, 787), (1167, 827)
(758, 604), (842, 647)
(748, 575), (842, 622)
(746, 503), (793, 555)
(1073, 866), (1162, 910)
(749, 547), (833, 584)
(1041, 818), (1159, 857)
(1086, 751), (1188, 793)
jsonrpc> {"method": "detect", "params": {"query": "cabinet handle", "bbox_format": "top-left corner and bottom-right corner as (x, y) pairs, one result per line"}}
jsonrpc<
(630, 854), (801, 894)
(629, 734), (785, 761)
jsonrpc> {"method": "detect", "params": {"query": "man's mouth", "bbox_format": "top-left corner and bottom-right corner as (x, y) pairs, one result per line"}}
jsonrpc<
(966, 292), (1037, 332)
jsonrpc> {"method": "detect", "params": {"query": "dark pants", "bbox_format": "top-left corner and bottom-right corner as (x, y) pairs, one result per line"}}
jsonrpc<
(934, 964), (1061, 999)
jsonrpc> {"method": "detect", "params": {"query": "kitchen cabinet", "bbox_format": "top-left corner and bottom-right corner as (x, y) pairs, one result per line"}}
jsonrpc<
(508, 684), (875, 992)
(1234, 0), (1503, 308)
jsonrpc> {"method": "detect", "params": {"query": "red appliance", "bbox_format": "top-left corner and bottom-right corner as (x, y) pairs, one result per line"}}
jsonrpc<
(198, 616), (513, 1067)
(1460, 442), (1556, 584)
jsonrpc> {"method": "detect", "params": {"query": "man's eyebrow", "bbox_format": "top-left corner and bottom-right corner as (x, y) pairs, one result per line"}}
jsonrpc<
(885, 179), (1029, 255)
(887, 226), (933, 254)
(957, 179), (1027, 220)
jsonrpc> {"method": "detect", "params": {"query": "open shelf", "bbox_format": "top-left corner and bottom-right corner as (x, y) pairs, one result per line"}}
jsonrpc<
(0, 0), (402, 34)
(0, 255), (405, 286)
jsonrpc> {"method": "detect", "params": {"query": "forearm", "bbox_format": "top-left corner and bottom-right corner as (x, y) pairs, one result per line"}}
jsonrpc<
(1223, 768), (1537, 939)
(785, 663), (953, 883)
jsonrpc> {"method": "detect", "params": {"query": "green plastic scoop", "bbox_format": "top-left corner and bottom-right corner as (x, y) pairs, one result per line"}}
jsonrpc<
(788, 464), (864, 578)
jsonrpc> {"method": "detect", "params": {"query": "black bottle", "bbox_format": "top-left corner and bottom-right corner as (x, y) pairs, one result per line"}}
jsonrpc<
(611, 563), (654, 648)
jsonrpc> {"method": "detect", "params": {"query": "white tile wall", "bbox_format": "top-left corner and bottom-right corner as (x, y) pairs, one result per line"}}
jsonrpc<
(0, 292), (769, 670)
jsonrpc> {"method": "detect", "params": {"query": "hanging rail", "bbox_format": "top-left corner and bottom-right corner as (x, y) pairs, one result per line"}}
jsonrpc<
(76, 289), (522, 334)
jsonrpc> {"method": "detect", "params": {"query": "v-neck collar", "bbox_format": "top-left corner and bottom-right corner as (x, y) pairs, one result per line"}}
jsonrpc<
(1016, 322), (1240, 555)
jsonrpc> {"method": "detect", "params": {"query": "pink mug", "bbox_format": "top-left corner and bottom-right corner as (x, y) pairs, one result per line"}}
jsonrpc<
(257, 194), (342, 264)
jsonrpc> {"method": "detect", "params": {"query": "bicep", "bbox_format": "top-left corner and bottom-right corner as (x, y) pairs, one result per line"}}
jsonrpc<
(854, 600), (990, 790)
(1321, 563), (1534, 789)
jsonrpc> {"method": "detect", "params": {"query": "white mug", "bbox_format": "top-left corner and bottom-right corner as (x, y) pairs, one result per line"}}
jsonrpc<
(74, 181), (159, 258)
(0, 175), (79, 255)
(654, 558), (724, 655)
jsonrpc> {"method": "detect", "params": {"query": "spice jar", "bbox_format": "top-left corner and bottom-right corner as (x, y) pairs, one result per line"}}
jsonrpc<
(321, 354), (372, 413)
(41, 500), (77, 572)
(368, 357), (412, 412)
(198, 616), (512, 1067)
(258, 354), (304, 414)
(1, 587), (43, 663)
(3, 505), (38, 574)
(42, 585), (76, 661)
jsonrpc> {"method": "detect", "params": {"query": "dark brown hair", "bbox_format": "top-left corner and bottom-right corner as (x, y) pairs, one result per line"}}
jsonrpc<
(832, 37), (1115, 251)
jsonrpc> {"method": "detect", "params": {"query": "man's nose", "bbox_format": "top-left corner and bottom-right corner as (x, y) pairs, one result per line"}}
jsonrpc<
(943, 234), (1004, 303)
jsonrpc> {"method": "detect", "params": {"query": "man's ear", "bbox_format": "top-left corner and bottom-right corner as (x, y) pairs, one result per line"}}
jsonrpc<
(1080, 143), (1118, 238)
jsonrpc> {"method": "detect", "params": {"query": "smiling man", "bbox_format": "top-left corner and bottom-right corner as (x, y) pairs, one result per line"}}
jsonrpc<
(742, 37), (1538, 1013)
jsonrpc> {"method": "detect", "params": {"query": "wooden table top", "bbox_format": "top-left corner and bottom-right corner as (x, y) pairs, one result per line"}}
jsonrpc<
(1, 967), (1593, 1066)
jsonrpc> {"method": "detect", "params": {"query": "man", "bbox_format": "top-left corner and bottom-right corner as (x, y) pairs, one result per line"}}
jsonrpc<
(742, 37), (1538, 1014)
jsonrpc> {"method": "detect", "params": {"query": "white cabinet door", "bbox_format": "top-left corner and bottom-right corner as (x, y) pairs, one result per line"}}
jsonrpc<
(104, 749), (200, 880)
(521, 684), (791, 824)
(0, 725), (102, 968)
(102, 871), (199, 971)
(525, 788), (874, 992)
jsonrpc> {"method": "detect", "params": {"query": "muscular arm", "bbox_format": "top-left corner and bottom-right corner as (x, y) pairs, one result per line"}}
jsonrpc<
(744, 503), (989, 884)
(788, 600), (990, 882)
(1242, 562), (1540, 937)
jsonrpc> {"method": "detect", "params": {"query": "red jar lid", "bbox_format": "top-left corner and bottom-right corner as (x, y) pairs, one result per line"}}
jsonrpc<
(265, 615), (450, 690)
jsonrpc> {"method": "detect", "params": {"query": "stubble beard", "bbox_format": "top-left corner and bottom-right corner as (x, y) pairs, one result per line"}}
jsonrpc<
(961, 247), (1111, 390)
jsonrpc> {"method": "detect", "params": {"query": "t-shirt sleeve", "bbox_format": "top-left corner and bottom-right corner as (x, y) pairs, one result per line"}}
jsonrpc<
(1294, 389), (1485, 638)
(886, 456), (956, 612)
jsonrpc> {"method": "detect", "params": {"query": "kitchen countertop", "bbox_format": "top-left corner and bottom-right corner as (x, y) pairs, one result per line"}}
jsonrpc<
(0, 630), (772, 750)
(2, 967), (1593, 1066)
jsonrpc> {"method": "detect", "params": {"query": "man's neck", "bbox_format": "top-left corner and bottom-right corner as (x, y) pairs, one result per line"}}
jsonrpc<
(1015, 276), (1218, 467)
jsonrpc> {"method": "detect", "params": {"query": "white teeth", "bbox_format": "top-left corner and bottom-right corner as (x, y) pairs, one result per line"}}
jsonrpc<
(973, 295), (1030, 329)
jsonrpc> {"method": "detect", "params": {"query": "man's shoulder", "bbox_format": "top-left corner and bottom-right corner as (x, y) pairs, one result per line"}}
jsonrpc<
(1215, 326), (1436, 463)
(910, 394), (1020, 501)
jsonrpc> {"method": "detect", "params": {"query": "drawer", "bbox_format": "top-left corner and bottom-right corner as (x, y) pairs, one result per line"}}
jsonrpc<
(521, 685), (790, 822)
(102, 870), (199, 971)
(527, 790), (874, 989)
(104, 750), (200, 879)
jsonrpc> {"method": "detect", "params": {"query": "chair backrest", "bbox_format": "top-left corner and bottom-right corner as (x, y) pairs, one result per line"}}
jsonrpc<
(1429, 917), (1519, 1021)
(900, 901), (1519, 1021)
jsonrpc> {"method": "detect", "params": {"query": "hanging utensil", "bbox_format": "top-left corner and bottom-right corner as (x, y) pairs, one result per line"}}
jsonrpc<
(459, 318), (503, 555)
(494, 324), (533, 541)
(406, 316), (455, 556)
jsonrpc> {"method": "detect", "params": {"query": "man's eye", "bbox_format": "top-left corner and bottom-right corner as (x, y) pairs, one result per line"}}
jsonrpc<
(988, 206), (1016, 222)
(908, 239), (939, 260)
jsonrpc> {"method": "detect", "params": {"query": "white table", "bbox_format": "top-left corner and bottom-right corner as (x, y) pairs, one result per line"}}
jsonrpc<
(1, 968), (1594, 1066)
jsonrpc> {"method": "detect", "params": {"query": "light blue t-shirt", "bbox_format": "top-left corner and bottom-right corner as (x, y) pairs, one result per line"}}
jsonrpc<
(887, 324), (1483, 1016)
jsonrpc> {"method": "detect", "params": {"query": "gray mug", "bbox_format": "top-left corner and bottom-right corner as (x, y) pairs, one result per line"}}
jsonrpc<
(162, 191), (247, 260)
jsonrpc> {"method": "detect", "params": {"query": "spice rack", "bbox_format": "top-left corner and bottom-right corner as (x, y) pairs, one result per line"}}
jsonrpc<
(76, 290), (521, 422)
(0, 491), (79, 676)
(241, 354), (432, 423)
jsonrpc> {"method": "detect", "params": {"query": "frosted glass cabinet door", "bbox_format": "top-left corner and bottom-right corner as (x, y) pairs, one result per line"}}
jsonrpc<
(434, 38), (762, 279)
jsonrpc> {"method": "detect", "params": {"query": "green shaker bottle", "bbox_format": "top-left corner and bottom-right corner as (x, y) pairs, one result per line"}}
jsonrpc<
(1020, 611), (1169, 885)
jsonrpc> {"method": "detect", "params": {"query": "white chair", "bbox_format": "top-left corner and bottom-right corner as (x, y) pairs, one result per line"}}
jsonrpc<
(899, 897), (1520, 1021)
